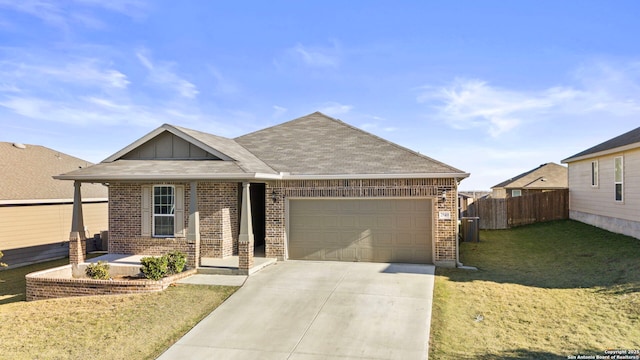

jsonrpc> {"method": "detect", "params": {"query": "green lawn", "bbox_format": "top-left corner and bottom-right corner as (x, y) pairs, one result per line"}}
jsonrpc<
(0, 257), (238, 359)
(430, 220), (640, 359)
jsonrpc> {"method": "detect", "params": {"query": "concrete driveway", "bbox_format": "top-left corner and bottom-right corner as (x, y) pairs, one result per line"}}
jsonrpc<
(158, 261), (435, 360)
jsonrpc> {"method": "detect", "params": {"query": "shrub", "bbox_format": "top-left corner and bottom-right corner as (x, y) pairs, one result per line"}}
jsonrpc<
(166, 251), (187, 274)
(141, 256), (168, 280)
(0, 250), (7, 267)
(85, 261), (110, 280)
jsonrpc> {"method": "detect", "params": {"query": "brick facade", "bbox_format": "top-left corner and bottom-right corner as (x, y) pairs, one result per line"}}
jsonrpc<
(108, 182), (238, 267)
(198, 182), (238, 258)
(26, 266), (196, 301)
(264, 178), (458, 266)
(108, 178), (458, 267)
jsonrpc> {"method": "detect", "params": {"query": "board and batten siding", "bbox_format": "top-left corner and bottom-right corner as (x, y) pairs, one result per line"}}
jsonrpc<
(568, 147), (640, 239)
(0, 202), (108, 251)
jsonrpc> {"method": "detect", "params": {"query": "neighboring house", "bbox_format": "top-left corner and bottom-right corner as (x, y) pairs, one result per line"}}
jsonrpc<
(562, 126), (640, 239)
(491, 163), (568, 198)
(0, 142), (108, 268)
(56, 112), (469, 272)
(458, 191), (490, 217)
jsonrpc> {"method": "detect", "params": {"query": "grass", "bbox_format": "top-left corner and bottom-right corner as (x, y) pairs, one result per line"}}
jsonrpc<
(0, 257), (238, 359)
(430, 220), (640, 359)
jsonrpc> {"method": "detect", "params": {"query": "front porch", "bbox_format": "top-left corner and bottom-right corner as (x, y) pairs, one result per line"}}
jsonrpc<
(67, 181), (270, 277)
(86, 247), (277, 277)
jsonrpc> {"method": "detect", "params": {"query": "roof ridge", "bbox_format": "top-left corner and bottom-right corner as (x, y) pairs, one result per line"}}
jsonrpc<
(491, 162), (563, 188)
(325, 114), (467, 174)
(234, 111), (329, 140)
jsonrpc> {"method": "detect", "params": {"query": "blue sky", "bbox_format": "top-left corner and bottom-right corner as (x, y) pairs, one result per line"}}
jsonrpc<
(2, 1), (640, 190)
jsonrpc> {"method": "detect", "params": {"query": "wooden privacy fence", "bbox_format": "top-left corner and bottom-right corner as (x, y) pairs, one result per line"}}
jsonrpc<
(466, 189), (569, 229)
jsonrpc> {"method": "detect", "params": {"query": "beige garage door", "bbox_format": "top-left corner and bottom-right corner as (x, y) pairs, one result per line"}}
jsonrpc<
(288, 198), (432, 264)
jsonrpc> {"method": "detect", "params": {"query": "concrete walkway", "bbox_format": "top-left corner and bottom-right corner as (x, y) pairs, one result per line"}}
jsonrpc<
(158, 260), (435, 360)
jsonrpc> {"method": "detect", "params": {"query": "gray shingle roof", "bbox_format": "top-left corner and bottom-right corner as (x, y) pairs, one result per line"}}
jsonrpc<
(563, 126), (640, 162)
(57, 112), (468, 181)
(60, 160), (263, 181)
(171, 125), (276, 174)
(491, 162), (567, 189)
(0, 142), (107, 202)
(236, 112), (465, 175)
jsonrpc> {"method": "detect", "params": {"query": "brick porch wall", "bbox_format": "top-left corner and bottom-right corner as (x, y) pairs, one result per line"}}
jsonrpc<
(26, 268), (197, 301)
(264, 178), (458, 266)
(198, 183), (238, 258)
(108, 182), (238, 266)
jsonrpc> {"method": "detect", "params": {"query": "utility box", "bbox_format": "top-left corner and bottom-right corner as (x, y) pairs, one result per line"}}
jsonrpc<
(461, 217), (480, 242)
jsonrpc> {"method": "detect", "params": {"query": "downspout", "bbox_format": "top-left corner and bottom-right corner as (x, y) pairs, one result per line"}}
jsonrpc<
(455, 178), (464, 268)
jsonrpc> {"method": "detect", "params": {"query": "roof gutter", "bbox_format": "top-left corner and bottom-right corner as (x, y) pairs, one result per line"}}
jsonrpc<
(53, 173), (283, 182)
(562, 142), (640, 163)
(280, 172), (471, 180)
(0, 198), (108, 205)
(54, 172), (470, 182)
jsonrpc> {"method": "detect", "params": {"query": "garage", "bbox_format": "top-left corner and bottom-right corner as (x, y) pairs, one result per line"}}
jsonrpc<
(288, 198), (433, 264)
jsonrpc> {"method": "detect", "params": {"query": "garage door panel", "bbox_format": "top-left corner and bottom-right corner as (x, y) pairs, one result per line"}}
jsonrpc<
(396, 216), (413, 228)
(340, 216), (356, 227)
(289, 199), (432, 264)
(373, 248), (394, 262)
(396, 232), (414, 245)
(373, 232), (393, 245)
(376, 216), (394, 228)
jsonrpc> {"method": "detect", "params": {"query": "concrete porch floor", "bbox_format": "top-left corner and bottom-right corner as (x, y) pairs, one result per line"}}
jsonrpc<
(87, 252), (277, 276)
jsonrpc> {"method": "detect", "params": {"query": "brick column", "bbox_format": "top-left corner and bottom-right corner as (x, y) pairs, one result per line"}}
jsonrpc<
(187, 181), (200, 268)
(69, 181), (86, 277)
(238, 182), (254, 274)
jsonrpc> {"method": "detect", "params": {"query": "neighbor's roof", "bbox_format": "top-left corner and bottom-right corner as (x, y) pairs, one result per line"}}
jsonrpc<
(563, 126), (640, 163)
(57, 112), (469, 181)
(0, 142), (107, 203)
(491, 162), (567, 189)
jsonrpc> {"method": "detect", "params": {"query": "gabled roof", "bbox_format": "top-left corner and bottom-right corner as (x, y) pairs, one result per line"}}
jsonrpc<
(0, 142), (107, 203)
(236, 112), (466, 176)
(57, 112), (469, 181)
(491, 163), (567, 190)
(563, 126), (640, 163)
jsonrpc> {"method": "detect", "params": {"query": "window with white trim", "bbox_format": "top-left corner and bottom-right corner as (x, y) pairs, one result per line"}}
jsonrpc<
(614, 156), (623, 202)
(153, 185), (175, 236)
(512, 189), (522, 197)
(591, 160), (598, 187)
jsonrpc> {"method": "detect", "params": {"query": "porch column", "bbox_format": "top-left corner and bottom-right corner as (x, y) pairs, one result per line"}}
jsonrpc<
(238, 182), (254, 274)
(69, 181), (86, 277)
(187, 181), (200, 268)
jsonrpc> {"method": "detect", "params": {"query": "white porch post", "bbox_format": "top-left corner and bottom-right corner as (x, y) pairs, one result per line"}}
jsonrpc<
(69, 181), (86, 277)
(187, 181), (200, 268)
(238, 182), (254, 274)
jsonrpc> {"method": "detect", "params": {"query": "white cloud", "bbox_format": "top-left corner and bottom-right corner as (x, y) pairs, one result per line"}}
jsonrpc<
(292, 43), (340, 68)
(0, 57), (130, 90)
(136, 50), (199, 99)
(0, 0), (147, 31)
(418, 78), (550, 137)
(419, 61), (640, 138)
(277, 41), (342, 70)
(318, 102), (353, 117)
(272, 105), (287, 118)
(208, 66), (240, 95)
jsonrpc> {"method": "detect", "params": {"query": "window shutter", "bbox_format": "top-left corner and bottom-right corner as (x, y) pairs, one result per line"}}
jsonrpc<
(174, 185), (185, 237)
(141, 185), (152, 236)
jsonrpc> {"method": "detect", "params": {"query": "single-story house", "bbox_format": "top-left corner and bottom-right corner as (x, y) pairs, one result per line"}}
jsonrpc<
(56, 112), (469, 273)
(562, 126), (640, 239)
(490, 162), (568, 198)
(0, 142), (108, 268)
